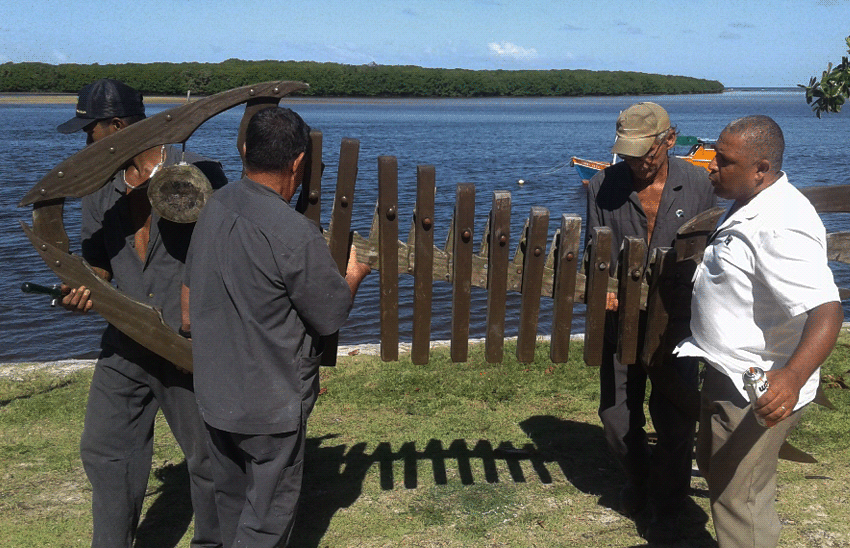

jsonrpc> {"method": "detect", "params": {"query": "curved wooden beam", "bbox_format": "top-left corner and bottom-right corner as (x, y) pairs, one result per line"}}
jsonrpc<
(20, 81), (309, 371)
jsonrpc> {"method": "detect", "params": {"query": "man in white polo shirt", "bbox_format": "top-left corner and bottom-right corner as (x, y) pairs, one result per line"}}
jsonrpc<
(675, 115), (843, 548)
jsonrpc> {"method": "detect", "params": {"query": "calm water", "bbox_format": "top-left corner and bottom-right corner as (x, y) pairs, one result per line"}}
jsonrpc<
(1, 91), (847, 362)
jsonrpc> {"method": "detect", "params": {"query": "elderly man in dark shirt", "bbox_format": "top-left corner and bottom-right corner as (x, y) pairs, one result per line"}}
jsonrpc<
(586, 102), (716, 542)
(58, 79), (225, 548)
(183, 106), (371, 548)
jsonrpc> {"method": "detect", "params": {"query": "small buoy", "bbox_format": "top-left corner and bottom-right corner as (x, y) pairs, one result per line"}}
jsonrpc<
(517, 179), (525, 185)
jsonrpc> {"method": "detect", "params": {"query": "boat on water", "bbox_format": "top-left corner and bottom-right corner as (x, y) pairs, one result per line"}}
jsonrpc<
(570, 136), (716, 184)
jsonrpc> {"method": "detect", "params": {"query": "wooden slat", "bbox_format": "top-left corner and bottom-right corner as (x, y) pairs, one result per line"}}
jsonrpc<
(801, 185), (850, 213)
(641, 247), (678, 368)
(378, 156), (399, 362)
(616, 236), (646, 365)
(827, 232), (850, 264)
(321, 138), (360, 367)
(516, 207), (549, 363)
(451, 183), (475, 362)
(674, 206), (724, 261)
(485, 191), (511, 363)
(411, 165), (435, 364)
(31, 199), (69, 253)
(550, 215), (581, 363)
(583, 227), (612, 367)
(298, 130), (323, 225)
(327, 138), (360, 270)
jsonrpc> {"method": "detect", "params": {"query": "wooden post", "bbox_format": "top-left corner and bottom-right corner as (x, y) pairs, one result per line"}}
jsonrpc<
(516, 207), (549, 363)
(616, 236), (646, 365)
(411, 166), (435, 364)
(641, 247), (677, 368)
(485, 191), (511, 363)
(378, 156), (399, 362)
(550, 214), (581, 363)
(583, 227), (612, 367)
(298, 130), (323, 225)
(450, 184), (475, 363)
(321, 138), (360, 367)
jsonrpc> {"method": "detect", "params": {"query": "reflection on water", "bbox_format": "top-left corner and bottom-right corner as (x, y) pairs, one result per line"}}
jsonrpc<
(1, 91), (847, 361)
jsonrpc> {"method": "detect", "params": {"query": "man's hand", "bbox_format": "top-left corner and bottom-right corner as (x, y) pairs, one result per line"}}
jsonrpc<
(60, 284), (94, 313)
(605, 292), (619, 312)
(754, 301), (843, 427)
(754, 367), (805, 427)
(345, 245), (372, 297)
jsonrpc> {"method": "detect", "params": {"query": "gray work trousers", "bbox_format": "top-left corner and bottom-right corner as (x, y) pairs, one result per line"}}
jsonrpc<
(204, 424), (305, 548)
(598, 339), (699, 512)
(697, 365), (803, 548)
(80, 344), (220, 548)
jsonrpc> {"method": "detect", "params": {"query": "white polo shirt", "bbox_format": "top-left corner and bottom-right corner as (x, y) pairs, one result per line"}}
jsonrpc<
(675, 174), (840, 409)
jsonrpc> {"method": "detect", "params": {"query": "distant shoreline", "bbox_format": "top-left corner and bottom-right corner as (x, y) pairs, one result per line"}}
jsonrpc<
(0, 87), (802, 107)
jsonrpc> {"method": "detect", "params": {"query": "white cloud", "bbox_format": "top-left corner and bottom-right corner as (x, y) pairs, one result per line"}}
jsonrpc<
(52, 49), (69, 63)
(487, 41), (538, 60)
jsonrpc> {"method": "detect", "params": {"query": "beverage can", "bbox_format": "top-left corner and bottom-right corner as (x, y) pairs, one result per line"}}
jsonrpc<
(742, 367), (769, 427)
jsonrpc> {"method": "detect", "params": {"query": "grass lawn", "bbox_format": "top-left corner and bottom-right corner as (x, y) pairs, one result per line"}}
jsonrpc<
(1, 336), (848, 547)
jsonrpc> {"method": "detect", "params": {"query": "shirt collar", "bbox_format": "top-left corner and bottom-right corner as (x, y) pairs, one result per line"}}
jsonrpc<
(720, 171), (788, 227)
(242, 176), (291, 203)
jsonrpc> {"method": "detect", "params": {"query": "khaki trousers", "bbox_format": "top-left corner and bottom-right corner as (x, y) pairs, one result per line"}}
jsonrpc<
(696, 365), (803, 548)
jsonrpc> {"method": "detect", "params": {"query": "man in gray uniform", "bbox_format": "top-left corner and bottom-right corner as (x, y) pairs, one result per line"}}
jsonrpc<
(58, 79), (224, 548)
(183, 106), (371, 548)
(585, 102), (716, 542)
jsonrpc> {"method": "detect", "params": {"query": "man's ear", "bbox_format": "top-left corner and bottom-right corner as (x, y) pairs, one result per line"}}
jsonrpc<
(291, 151), (306, 175)
(111, 117), (126, 131)
(754, 158), (772, 186)
(664, 130), (678, 148)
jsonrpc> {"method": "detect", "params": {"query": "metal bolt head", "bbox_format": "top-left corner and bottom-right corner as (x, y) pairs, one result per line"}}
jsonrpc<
(534, 247), (542, 257)
(462, 230), (472, 242)
(566, 252), (575, 261)
(598, 262), (608, 271)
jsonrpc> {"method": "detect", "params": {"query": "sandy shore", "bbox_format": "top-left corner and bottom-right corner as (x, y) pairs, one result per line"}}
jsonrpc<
(0, 93), (191, 105)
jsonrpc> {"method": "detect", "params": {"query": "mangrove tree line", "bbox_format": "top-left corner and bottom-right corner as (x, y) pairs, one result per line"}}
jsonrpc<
(0, 59), (724, 97)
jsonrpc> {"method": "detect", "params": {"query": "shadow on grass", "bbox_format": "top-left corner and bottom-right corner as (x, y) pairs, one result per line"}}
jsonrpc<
(135, 461), (194, 548)
(134, 421), (712, 547)
(292, 419), (624, 547)
(0, 378), (75, 407)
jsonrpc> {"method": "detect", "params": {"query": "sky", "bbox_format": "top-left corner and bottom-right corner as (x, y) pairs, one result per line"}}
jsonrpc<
(1, 0), (848, 88)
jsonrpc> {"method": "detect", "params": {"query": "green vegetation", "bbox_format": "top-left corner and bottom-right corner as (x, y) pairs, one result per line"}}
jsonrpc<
(0, 59), (724, 97)
(2, 336), (848, 547)
(801, 36), (850, 117)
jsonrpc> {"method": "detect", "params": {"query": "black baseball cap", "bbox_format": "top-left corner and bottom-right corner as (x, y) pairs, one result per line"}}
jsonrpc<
(57, 78), (145, 134)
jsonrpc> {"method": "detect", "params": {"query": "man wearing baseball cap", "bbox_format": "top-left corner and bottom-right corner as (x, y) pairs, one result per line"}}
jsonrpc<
(585, 102), (716, 542)
(57, 78), (225, 548)
(57, 78), (146, 135)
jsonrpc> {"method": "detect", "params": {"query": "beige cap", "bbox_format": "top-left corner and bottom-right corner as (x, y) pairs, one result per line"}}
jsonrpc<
(611, 102), (670, 157)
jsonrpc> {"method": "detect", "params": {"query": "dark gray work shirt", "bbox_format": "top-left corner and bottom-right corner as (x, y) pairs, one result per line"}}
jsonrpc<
(585, 156), (716, 270)
(80, 145), (227, 356)
(185, 177), (352, 435)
